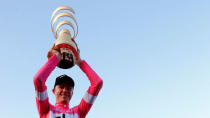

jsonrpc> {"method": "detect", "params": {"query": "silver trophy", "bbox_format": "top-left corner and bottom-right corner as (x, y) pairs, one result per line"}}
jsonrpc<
(51, 6), (78, 69)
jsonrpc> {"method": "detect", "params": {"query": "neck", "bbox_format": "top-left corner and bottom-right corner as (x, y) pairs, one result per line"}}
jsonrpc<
(56, 101), (69, 105)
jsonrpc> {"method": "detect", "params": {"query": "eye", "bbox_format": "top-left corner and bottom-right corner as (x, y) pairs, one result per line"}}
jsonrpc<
(59, 85), (64, 89)
(66, 87), (71, 91)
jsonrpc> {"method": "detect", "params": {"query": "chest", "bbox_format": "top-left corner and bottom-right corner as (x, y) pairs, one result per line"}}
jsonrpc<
(49, 111), (79, 118)
(47, 106), (80, 118)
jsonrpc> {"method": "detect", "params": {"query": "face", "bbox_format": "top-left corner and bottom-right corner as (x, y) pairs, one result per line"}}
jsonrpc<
(53, 83), (73, 104)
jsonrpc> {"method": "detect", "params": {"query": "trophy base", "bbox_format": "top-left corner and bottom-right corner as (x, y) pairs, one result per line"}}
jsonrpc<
(57, 51), (75, 69)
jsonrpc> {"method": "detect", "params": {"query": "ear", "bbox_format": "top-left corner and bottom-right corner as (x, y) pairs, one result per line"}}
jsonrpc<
(52, 88), (55, 94)
(71, 89), (74, 95)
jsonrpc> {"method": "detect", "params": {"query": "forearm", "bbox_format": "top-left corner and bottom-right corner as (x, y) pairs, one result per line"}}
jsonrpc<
(33, 54), (59, 91)
(79, 60), (103, 95)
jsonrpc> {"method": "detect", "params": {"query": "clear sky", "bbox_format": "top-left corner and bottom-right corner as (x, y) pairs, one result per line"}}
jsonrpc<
(0, 0), (210, 118)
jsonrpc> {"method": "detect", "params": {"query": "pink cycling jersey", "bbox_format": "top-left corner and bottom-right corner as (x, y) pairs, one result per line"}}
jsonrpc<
(33, 54), (103, 118)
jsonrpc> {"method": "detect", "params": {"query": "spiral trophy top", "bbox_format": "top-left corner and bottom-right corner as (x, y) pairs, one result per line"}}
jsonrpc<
(50, 6), (79, 69)
(51, 6), (78, 40)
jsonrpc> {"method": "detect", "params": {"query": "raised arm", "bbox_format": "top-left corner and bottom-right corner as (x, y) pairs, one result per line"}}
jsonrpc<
(33, 47), (60, 116)
(77, 60), (103, 117)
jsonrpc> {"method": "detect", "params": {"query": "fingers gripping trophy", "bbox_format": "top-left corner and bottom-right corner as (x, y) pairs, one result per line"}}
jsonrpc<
(51, 6), (79, 69)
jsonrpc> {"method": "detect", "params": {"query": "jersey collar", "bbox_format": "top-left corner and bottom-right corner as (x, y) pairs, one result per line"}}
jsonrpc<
(55, 102), (69, 110)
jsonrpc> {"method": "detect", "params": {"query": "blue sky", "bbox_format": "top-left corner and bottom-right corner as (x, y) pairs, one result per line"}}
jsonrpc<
(0, 0), (210, 117)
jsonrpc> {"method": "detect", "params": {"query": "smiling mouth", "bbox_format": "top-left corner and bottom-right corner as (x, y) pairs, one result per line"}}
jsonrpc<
(60, 94), (69, 97)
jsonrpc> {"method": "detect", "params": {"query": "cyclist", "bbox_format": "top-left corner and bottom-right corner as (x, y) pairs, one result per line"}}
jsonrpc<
(33, 45), (103, 118)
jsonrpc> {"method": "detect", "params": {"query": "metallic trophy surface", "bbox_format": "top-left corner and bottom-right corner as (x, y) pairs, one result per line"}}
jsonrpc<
(51, 6), (78, 69)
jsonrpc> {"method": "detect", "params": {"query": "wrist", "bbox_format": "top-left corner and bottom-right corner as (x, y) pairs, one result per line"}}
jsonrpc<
(76, 58), (82, 66)
(53, 51), (61, 62)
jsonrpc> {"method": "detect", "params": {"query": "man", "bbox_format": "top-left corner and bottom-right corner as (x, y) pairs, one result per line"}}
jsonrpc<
(33, 46), (103, 118)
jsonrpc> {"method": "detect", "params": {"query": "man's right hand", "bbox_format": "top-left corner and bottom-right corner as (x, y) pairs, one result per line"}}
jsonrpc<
(47, 44), (61, 62)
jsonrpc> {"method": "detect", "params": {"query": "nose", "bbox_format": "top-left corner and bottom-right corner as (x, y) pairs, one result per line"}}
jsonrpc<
(63, 87), (68, 91)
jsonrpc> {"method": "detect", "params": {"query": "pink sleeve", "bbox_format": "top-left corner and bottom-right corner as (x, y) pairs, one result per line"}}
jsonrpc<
(33, 54), (59, 116)
(78, 60), (103, 117)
